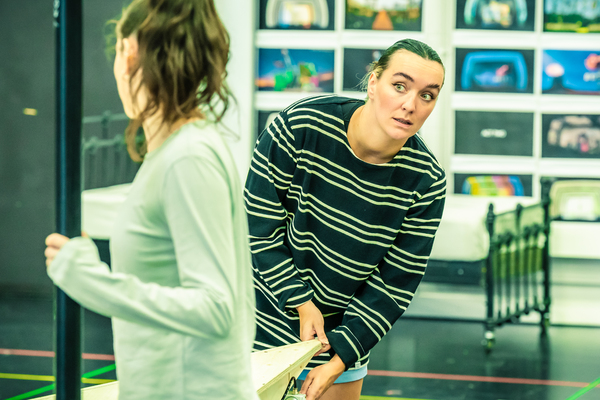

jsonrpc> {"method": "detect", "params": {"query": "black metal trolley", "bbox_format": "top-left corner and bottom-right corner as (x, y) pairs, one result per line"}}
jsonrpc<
(482, 179), (553, 351)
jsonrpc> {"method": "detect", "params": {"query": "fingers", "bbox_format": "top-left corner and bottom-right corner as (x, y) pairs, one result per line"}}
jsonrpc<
(300, 371), (319, 400)
(316, 328), (329, 348)
(305, 383), (321, 400)
(299, 369), (326, 400)
(312, 323), (330, 356)
(300, 357), (346, 400)
(297, 300), (322, 342)
(299, 374), (312, 395)
(45, 233), (69, 248)
(44, 233), (70, 269)
(44, 246), (60, 259)
(297, 300), (327, 343)
(45, 246), (60, 268)
(314, 343), (331, 357)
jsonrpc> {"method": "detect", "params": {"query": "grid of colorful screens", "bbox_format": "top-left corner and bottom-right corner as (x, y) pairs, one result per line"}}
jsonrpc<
(542, 49), (600, 95)
(456, 0), (536, 31)
(343, 48), (383, 91)
(544, 0), (600, 33)
(258, 0), (335, 30)
(345, 0), (422, 31)
(455, 48), (535, 93)
(256, 48), (335, 92)
(542, 113), (600, 158)
(455, 111), (534, 156)
(455, 173), (533, 196)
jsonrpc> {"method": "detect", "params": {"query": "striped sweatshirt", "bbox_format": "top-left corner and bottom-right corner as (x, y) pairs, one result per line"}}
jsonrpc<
(244, 95), (446, 370)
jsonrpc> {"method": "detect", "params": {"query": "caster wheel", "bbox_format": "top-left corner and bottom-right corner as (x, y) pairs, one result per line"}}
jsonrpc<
(482, 330), (495, 353)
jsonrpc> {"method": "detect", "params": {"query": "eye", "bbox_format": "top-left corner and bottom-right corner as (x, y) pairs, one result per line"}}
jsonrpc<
(421, 92), (434, 101)
(394, 83), (406, 92)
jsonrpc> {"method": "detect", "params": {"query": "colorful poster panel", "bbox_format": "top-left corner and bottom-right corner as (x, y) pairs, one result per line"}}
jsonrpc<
(456, 0), (536, 31)
(540, 177), (600, 222)
(542, 113), (600, 158)
(455, 111), (534, 156)
(542, 50), (600, 95)
(454, 173), (533, 196)
(455, 48), (535, 93)
(258, 0), (335, 30)
(343, 48), (384, 91)
(541, 176), (600, 220)
(543, 0), (600, 33)
(345, 0), (422, 31)
(256, 48), (335, 92)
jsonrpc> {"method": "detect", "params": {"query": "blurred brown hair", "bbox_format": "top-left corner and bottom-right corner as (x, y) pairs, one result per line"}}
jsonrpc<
(115, 0), (231, 161)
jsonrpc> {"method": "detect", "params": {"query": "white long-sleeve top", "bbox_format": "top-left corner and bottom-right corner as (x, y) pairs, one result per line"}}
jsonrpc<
(48, 120), (259, 400)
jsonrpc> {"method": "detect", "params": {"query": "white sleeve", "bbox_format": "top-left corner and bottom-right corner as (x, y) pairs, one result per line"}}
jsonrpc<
(48, 154), (238, 340)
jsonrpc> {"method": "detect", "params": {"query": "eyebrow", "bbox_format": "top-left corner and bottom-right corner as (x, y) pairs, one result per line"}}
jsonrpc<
(392, 72), (442, 90)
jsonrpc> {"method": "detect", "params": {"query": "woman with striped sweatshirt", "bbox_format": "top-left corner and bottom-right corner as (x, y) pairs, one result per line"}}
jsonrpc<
(245, 38), (446, 400)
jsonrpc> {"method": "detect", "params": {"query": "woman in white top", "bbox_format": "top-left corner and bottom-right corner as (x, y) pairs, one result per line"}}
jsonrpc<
(44, 1), (258, 399)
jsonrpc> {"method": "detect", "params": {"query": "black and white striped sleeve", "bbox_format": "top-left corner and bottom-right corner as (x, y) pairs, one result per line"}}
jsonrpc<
(244, 112), (315, 311)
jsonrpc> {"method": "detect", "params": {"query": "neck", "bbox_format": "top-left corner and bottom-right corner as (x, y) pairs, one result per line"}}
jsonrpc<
(348, 102), (407, 164)
(143, 112), (201, 153)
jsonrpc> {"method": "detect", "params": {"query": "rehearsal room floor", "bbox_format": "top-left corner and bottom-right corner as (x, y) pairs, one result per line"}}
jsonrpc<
(1, 291), (599, 400)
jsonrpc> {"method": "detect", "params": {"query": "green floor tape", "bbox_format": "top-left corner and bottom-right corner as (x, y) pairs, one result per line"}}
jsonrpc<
(565, 376), (600, 400)
(4, 364), (116, 400)
(7, 385), (431, 400)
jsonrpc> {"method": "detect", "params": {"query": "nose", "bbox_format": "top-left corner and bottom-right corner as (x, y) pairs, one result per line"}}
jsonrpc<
(401, 91), (417, 113)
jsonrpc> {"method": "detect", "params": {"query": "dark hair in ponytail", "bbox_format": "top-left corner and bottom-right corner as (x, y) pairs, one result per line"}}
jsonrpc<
(359, 38), (445, 91)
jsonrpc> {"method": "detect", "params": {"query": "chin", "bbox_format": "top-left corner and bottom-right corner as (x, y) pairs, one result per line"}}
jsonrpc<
(387, 128), (416, 142)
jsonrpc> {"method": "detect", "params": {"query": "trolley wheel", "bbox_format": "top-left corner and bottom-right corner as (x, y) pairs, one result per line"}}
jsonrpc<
(540, 314), (550, 336)
(482, 330), (495, 353)
(484, 338), (495, 353)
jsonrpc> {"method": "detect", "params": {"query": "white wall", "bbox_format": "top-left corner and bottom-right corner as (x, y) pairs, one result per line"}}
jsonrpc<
(215, 0), (256, 186)
(419, 0), (454, 168)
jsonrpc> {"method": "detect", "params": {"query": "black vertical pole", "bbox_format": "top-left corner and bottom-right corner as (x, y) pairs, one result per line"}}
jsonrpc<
(514, 203), (523, 315)
(484, 203), (495, 350)
(54, 0), (83, 399)
(540, 178), (552, 334)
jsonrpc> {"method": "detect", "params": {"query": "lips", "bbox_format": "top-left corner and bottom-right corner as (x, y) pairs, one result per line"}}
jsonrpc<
(393, 117), (413, 126)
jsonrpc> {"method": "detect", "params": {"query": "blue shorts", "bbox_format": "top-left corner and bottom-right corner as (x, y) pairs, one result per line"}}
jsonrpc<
(297, 364), (368, 384)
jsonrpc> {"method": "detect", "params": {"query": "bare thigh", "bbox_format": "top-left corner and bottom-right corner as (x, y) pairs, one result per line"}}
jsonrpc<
(318, 378), (363, 400)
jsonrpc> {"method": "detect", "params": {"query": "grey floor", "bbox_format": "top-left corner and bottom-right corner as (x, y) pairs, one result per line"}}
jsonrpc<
(408, 257), (600, 327)
(1, 257), (599, 400)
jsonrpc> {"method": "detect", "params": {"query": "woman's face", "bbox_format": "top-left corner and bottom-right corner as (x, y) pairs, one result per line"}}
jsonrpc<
(113, 33), (138, 118)
(368, 49), (444, 143)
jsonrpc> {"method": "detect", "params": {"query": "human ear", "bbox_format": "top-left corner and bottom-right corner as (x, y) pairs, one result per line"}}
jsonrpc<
(367, 72), (377, 100)
(122, 36), (139, 76)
